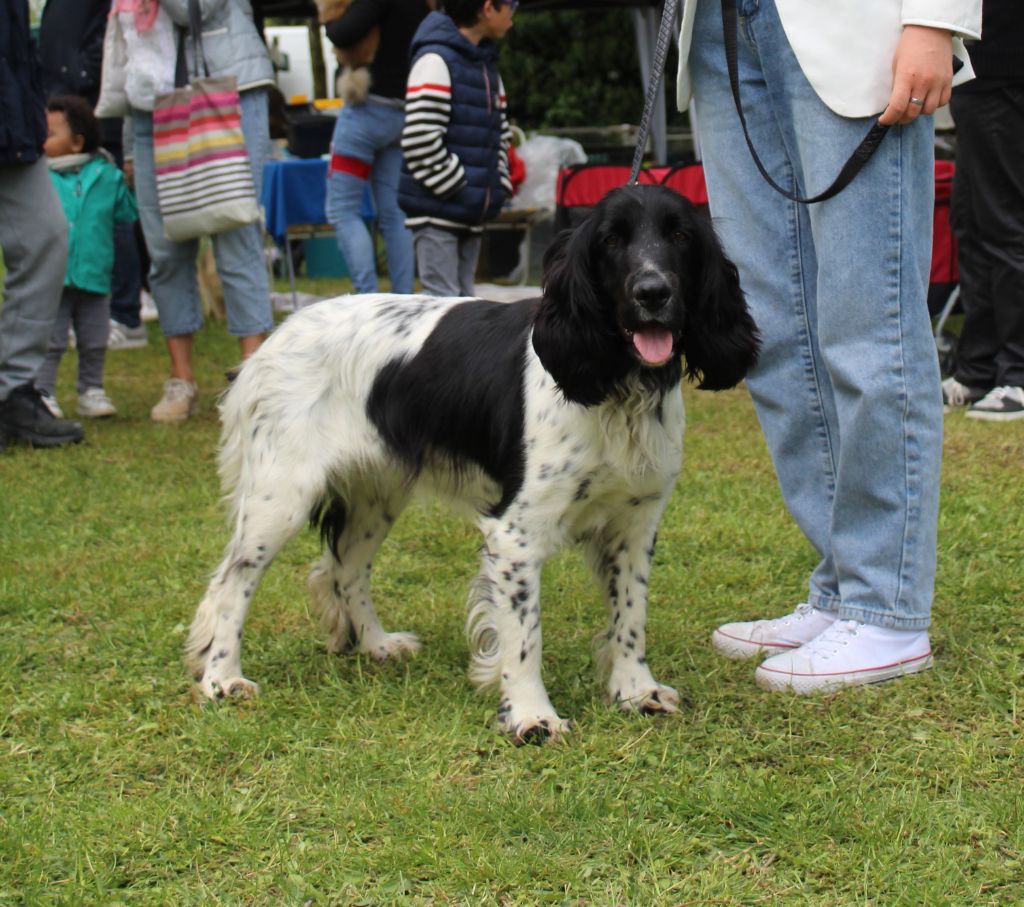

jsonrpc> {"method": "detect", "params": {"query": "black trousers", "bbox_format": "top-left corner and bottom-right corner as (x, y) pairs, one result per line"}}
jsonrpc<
(949, 85), (1024, 389)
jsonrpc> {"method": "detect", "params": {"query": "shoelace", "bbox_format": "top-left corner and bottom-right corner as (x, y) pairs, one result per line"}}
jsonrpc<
(982, 386), (1024, 405)
(163, 380), (194, 402)
(797, 619), (860, 661)
(766, 602), (815, 628)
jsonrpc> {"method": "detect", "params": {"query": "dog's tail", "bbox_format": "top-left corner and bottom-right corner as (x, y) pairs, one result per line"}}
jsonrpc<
(216, 376), (249, 505)
(337, 66), (371, 106)
(466, 573), (502, 690)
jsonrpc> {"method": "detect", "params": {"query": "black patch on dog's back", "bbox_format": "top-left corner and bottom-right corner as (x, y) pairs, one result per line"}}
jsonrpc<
(367, 299), (535, 516)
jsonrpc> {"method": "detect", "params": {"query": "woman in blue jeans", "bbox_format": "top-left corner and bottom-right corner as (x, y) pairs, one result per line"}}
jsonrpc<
(324, 0), (431, 294)
(676, 0), (981, 692)
(118, 0), (275, 423)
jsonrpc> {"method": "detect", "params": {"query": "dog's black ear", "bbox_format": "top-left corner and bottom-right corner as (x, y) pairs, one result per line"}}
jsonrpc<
(533, 217), (628, 406)
(681, 221), (760, 390)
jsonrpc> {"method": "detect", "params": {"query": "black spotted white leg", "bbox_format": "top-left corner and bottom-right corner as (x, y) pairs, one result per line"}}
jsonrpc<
(588, 514), (680, 715)
(468, 522), (570, 744)
(187, 483), (319, 700)
(308, 484), (419, 661)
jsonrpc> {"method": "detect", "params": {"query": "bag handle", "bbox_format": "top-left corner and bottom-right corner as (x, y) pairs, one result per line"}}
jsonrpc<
(174, 0), (212, 87)
(720, 0), (889, 204)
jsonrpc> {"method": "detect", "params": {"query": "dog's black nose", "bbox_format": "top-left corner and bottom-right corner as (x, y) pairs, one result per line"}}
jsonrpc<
(633, 275), (672, 314)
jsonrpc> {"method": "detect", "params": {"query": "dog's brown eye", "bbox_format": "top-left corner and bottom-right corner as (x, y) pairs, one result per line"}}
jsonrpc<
(671, 230), (690, 244)
(604, 235), (619, 248)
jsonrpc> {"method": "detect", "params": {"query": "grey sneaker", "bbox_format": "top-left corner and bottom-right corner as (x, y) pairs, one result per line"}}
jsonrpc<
(108, 319), (148, 350)
(966, 385), (1024, 422)
(150, 378), (198, 423)
(712, 603), (837, 660)
(78, 387), (117, 418)
(941, 376), (988, 411)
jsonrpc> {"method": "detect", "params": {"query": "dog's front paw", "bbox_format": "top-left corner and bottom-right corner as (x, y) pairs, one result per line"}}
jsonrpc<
(614, 682), (680, 715)
(197, 675), (261, 701)
(496, 698), (572, 745)
(361, 631), (421, 661)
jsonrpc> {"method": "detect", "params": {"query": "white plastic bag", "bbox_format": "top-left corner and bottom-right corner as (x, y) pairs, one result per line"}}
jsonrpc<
(510, 135), (587, 211)
(95, 11), (129, 118)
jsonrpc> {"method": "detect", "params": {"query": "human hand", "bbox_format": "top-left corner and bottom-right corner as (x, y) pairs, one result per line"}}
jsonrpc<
(879, 25), (953, 126)
(123, 159), (134, 188)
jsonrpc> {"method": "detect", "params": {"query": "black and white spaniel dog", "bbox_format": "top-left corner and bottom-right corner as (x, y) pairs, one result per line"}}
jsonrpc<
(187, 184), (758, 743)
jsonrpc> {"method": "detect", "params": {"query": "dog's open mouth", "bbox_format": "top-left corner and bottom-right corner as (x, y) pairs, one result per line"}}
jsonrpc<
(626, 325), (676, 366)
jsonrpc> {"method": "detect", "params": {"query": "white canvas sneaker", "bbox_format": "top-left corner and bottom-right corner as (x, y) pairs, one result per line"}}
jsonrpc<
(754, 620), (933, 694)
(711, 602), (837, 660)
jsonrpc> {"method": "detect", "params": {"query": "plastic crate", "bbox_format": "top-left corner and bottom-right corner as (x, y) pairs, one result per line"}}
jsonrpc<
(303, 236), (348, 278)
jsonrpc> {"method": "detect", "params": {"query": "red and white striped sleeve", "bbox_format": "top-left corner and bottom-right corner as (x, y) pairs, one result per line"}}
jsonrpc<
(402, 53), (466, 198)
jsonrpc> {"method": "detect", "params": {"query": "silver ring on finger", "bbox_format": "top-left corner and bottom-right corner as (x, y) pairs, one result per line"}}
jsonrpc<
(909, 96), (925, 106)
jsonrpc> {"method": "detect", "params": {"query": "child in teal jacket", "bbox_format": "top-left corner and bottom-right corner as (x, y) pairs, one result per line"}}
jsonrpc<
(37, 95), (138, 419)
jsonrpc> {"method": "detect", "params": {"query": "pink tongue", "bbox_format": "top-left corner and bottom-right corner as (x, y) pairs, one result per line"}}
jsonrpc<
(632, 326), (674, 364)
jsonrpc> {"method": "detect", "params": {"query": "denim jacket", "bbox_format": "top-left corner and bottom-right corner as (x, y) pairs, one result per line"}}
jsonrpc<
(162, 0), (274, 91)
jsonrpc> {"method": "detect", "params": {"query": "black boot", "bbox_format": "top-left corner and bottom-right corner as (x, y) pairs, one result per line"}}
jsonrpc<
(0, 384), (85, 451)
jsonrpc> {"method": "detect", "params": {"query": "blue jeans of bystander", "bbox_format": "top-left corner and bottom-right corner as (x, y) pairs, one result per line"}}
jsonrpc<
(131, 88), (274, 338)
(689, 0), (943, 630)
(326, 99), (414, 294)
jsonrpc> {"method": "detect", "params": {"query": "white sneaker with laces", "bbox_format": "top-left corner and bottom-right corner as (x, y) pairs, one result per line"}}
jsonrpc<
(966, 385), (1024, 422)
(150, 378), (198, 423)
(39, 391), (64, 419)
(108, 319), (148, 350)
(78, 387), (117, 418)
(754, 620), (932, 694)
(711, 602), (837, 660)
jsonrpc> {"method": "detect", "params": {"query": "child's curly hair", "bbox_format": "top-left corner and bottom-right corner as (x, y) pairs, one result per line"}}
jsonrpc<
(46, 95), (101, 154)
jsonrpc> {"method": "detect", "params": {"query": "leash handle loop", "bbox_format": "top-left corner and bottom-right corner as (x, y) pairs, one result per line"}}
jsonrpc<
(721, 0), (888, 204)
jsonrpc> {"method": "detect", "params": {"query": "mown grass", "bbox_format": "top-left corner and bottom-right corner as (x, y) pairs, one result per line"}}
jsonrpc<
(1, 283), (1022, 905)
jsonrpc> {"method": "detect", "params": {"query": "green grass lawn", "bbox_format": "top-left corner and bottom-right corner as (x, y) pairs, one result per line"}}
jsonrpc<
(1, 289), (1022, 905)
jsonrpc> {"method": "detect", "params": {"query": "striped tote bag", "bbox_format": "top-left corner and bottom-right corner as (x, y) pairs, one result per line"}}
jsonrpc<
(152, 75), (260, 242)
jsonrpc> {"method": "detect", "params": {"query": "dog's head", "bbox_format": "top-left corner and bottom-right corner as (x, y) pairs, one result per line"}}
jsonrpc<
(533, 184), (759, 405)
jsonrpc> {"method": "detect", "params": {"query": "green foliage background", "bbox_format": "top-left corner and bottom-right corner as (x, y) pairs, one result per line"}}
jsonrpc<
(499, 9), (687, 130)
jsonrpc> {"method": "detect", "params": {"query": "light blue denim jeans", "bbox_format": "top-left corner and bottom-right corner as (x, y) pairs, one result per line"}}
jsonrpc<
(689, 0), (942, 629)
(325, 98), (414, 294)
(131, 88), (274, 338)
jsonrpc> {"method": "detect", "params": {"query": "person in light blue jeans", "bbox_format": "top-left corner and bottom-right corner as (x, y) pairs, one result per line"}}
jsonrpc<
(117, 0), (277, 423)
(132, 87), (274, 421)
(322, 0), (428, 294)
(325, 99), (414, 294)
(681, 0), (981, 692)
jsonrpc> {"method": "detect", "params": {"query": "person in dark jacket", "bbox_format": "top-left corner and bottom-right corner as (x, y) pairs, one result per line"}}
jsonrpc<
(0, 0), (84, 452)
(398, 0), (515, 296)
(38, 0), (109, 104)
(941, 0), (1024, 421)
(324, 0), (432, 294)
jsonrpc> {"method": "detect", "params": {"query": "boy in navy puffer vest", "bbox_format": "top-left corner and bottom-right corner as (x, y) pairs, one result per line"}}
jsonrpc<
(398, 0), (516, 296)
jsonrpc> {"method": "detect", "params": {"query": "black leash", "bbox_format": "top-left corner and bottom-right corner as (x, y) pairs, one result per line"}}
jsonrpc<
(629, 0), (678, 184)
(720, 0), (888, 204)
(629, 0), (889, 203)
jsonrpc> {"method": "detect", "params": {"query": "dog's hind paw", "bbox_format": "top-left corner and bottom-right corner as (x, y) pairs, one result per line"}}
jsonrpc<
(615, 683), (680, 716)
(198, 675), (261, 701)
(362, 631), (421, 662)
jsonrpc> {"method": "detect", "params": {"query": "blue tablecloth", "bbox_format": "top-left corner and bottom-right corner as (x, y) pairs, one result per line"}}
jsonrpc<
(261, 157), (375, 243)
